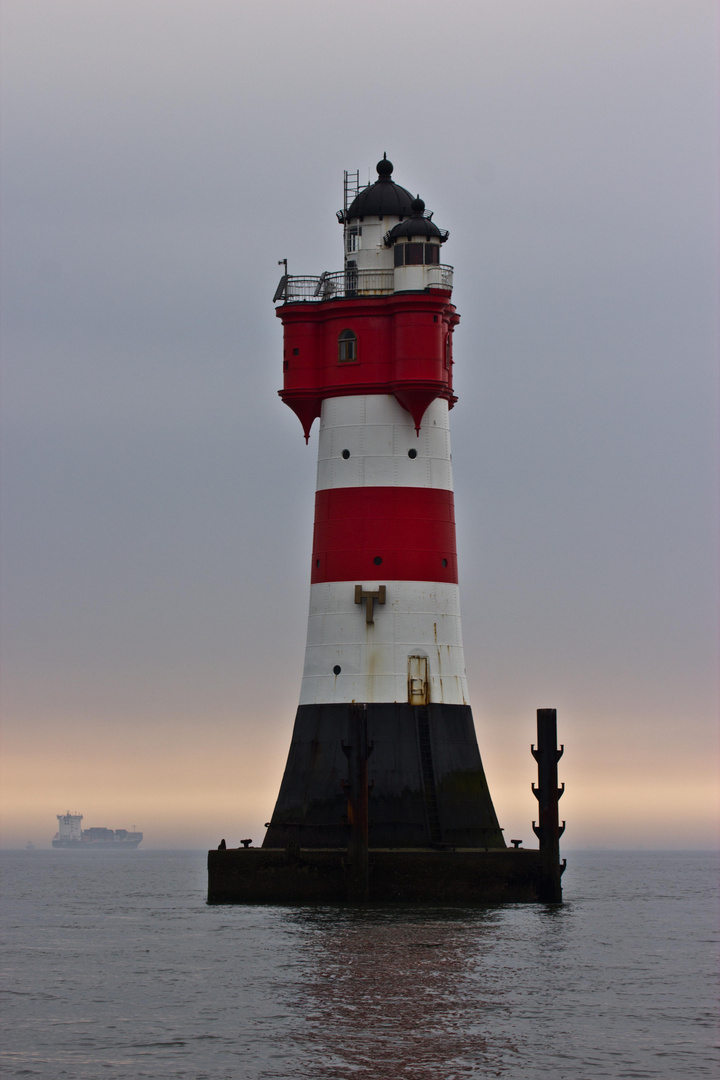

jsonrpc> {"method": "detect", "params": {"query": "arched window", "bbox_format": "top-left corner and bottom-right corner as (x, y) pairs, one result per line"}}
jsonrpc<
(338, 329), (357, 363)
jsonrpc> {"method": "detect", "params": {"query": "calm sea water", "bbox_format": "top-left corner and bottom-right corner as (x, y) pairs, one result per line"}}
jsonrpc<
(0, 849), (717, 1079)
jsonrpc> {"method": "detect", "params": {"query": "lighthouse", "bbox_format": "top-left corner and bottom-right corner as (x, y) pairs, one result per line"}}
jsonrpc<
(263, 157), (505, 852)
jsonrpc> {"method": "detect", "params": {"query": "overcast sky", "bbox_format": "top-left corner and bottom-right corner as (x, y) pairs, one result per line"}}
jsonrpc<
(1, 0), (717, 849)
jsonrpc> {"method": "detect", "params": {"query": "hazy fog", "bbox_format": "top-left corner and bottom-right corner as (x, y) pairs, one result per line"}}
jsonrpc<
(1, 0), (717, 849)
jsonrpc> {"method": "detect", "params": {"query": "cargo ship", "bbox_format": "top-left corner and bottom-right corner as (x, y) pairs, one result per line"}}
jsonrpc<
(52, 812), (143, 849)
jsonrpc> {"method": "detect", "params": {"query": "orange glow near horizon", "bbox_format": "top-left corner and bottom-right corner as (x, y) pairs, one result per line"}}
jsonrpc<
(3, 705), (717, 851)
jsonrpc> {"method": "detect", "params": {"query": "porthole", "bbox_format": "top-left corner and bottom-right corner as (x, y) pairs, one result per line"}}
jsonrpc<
(341, 449), (350, 459)
(373, 556), (383, 566)
(333, 665), (341, 675)
(315, 559), (320, 568)
(408, 448), (417, 459)
(441, 558), (448, 568)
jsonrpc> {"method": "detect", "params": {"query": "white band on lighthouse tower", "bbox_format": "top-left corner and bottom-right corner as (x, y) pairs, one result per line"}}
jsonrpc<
(299, 393), (469, 707)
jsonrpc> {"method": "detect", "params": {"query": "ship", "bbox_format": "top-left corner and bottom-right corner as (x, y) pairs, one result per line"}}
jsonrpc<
(52, 812), (143, 849)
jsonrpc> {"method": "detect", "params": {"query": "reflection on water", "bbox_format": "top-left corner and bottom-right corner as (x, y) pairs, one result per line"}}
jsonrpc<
(1, 852), (715, 1080)
(282, 907), (550, 1078)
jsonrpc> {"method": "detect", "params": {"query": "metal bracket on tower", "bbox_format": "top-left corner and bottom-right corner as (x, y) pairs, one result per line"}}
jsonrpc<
(354, 585), (386, 624)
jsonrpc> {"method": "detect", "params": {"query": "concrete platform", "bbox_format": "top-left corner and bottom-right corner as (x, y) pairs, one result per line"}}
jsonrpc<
(207, 846), (562, 904)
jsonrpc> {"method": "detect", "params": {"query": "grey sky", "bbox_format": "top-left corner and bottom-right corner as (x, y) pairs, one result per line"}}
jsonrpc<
(1, 0), (717, 848)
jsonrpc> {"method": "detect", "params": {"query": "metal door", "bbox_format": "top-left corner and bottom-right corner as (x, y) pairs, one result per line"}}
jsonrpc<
(408, 656), (429, 705)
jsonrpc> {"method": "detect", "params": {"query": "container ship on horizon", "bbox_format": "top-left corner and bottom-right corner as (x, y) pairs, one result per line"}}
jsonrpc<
(52, 812), (143, 850)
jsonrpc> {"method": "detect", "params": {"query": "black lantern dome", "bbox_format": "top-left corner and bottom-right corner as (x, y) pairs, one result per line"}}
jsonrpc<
(343, 155), (415, 221)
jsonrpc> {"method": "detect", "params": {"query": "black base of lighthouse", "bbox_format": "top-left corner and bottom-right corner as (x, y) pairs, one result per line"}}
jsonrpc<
(208, 847), (554, 905)
(262, 703), (505, 850)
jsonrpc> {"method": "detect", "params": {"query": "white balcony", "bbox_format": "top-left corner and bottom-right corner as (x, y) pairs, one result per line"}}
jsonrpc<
(273, 265), (453, 303)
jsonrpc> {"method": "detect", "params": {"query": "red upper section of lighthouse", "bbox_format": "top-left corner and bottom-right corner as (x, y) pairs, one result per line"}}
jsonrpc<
(275, 157), (460, 440)
(277, 293), (459, 440)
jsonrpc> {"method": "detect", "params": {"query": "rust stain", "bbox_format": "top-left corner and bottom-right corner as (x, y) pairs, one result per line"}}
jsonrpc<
(366, 638), (380, 703)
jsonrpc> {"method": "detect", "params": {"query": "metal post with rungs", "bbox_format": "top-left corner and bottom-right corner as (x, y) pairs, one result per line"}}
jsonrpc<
(531, 708), (566, 902)
(342, 703), (373, 901)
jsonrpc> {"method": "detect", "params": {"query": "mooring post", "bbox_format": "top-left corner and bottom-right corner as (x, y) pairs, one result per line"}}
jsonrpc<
(342, 703), (373, 902)
(531, 708), (566, 902)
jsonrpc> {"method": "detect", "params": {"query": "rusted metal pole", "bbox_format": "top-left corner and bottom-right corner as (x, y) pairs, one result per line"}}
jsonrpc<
(342, 703), (372, 901)
(531, 708), (566, 902)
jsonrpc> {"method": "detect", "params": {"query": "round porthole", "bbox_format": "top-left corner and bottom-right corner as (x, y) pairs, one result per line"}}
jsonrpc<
(341, 449), (350, 459)
(373, 556), (383, 566)
(408, 448), (417, 459)
(333, 665), (341, 675)
(441, 558), (448, 568)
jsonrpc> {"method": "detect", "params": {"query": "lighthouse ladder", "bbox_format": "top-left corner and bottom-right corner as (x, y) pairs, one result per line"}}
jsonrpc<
(343, 169), (361, 214)
(416, 707), (442, 845)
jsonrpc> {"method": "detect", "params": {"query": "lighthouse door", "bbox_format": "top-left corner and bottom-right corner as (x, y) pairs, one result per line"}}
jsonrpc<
(408, 656), (429, 705)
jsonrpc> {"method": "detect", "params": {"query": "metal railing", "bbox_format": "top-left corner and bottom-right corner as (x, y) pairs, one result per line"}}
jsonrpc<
(273, 265), (453, 302)
(424, 264), (454, 291)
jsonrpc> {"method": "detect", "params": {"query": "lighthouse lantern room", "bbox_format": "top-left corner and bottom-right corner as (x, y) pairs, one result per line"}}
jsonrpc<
(263, 157), (505, 852)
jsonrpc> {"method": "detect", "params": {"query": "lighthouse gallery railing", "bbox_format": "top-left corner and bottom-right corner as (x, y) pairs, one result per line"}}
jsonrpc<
(273, 265), (453, 302)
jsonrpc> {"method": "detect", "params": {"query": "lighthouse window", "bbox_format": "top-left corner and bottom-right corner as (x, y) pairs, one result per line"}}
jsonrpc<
(408, 448), (418, 459)
(346, 227), (361, 253)
(341, 449), (350, 459)
(445, 334), (452, 368)
(338, 329), (357, 363)
(373, 556), (383, 566)
(394, 243), (442, 267)
(333, 665), (342, 675)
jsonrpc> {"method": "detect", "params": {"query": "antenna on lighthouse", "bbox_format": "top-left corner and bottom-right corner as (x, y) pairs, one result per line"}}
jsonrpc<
(273, 259), (288, 303)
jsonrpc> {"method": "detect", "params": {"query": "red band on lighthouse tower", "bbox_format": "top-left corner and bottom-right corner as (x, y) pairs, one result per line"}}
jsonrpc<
(311, 486), (458, 585)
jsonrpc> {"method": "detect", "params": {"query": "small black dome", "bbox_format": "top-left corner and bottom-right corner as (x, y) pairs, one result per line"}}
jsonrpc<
(345, 156), (415, 220)
(385, 200), (448, 243)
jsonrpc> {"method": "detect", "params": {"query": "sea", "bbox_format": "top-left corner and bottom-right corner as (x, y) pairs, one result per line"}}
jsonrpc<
(0, 849), (717, 1079)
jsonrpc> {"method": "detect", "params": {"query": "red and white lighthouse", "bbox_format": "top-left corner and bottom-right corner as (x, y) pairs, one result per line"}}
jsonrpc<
(264, 157), (504, 850)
